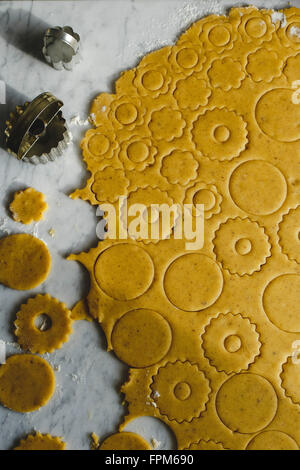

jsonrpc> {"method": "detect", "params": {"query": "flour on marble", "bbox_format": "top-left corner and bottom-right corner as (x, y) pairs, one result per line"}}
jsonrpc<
(289, 25), (300, 37)
(70, 114), (90, 127)
(151, 437), (161, 449)
(271, 11), (287, 27)
(0, 217), (10, 236)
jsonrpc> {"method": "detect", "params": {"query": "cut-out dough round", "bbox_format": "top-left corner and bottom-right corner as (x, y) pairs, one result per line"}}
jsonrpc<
(0, 355), (55, 412)
(14, 294), (73, 354)
(164, 253), (223, 311)
(216, 373), (278, 434)
(0, 234), (51, 290)
(213, 217), (271, 275)
(246, 431), (298, 450)
(263, 274), (300, 332)
(184, 182), (222, 219)
(192, 108), (248, 161)
(202, 313), (261, 373)
(111, 309), (172, 368)
(14, 433), (66, 450)
(256, 88), (300, 142)
(99, 432), (152, 450)
(10, 188), (48, 224)
(229, 160), (287, 215)
(94, 244), (154, 300)
(151, 361), (210, 423)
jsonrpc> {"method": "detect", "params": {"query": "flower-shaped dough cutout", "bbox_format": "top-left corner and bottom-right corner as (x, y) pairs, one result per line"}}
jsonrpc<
(284, 53), (300, 82)
(10, 188), (48, 225)
(203, 17), (239, 53)
(174, 74), (211, 110)
(160, 150), (199, 186)
(92, 167), (129, 203)
(109, 96), (146, 131)
(192, 108), (248, 161)
(150, 361), (211, 423)
(278, 206), (300, 263)
(169, 42), (206, 75)
(134, 64), (172, 98)
(182, 15), (239, 54)
(14, 433), (66, 450)
(281, 357), (300, 405)
(246, 48), (283, 82)
(208, 58), (245, 91)
(202, 313), (261, 374)
(277, 9), (300, 49)
(185, 440), (227, 450)
(119, 135), (157, 171)
(0, 354), (55, 413)
(213, 217), (271, 275)
(81, 126), (119, 171)
(237, 7), (276, 45)
(14, 294), (73, 354)
(122, 186), (177, 243)
(149, 107), (186, 142)
(184, 182), (222, 219)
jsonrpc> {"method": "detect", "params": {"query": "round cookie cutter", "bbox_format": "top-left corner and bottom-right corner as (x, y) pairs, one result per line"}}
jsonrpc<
(43, 26), (81, 70)
(5, 92), (72, 164)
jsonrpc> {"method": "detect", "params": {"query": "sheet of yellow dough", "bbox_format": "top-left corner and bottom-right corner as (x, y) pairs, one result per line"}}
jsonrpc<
(69, 6), (300, 449)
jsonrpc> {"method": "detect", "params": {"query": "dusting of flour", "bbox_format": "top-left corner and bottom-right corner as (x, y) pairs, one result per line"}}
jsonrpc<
(271, 11), (287, 28)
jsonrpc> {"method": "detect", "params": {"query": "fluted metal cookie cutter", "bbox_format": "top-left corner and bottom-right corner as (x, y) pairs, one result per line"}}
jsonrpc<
(43, 26), (81, 70)
(5, 92), (72, 164)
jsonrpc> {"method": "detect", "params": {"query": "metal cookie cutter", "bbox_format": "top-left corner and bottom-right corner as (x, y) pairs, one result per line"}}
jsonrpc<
(5, 92), (72, 164)
(43, 26), (81, 70)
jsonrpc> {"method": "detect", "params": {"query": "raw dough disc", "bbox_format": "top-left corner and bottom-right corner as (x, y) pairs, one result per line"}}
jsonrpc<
(216, 373), (278, 434)
(246, 430), (298, 450)
(111, 308), (172, 367)
(99, 432), (152, 450)
(0, 355), (55, 412)
(14, 294), (73, 354)
(0, 234), (51, 290)
(14, 432), (66, 450)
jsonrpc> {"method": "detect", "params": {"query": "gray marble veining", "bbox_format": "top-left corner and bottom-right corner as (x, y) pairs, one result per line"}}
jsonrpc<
(0, 0), (297, 450)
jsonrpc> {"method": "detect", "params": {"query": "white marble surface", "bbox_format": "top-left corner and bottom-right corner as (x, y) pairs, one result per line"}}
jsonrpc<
(0, 0), (298, 451)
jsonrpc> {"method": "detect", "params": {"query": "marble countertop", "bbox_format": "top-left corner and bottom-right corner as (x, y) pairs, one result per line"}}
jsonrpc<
(0, 0), (297, 451)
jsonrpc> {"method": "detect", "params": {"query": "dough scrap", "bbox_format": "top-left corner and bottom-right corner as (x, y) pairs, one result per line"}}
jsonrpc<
(99, 432), (152, 450)
(71, 299), (93, 321)
(0, 233), (51, 290)
(10, 188), (48, 225)
(14, 294), (73, 354)
(70, 6), (300, 450)
(14, 432), (66, 450)
(0, 354), (55, 412)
